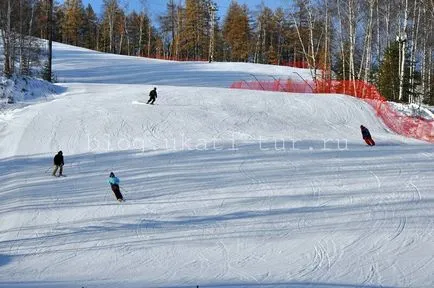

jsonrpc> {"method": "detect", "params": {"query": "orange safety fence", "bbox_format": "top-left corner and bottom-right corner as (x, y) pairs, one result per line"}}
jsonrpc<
(230, 79), (434, 143)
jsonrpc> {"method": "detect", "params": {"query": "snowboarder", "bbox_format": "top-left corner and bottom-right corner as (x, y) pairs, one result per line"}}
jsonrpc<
(360, 125), (375, 146)
(147, 87), (157, 104)
(108, 172), (124, 202)
(52, 151), (64, 176)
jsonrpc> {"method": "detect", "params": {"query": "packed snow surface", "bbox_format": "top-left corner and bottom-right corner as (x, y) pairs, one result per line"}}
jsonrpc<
(0, 43), (433, 288)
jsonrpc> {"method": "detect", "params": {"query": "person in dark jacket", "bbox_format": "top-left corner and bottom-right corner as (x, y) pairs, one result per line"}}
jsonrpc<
(147, 87), (157, 104)
(52, 151), (64, 176)
(108, 172), (124, 202)
(360, 125), (375, 146)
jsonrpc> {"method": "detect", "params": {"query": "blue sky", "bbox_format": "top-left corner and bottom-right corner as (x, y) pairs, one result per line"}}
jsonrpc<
(63, 0), (289, 20)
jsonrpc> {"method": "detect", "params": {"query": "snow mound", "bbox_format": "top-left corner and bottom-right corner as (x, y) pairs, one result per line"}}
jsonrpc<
(389, 102), (434, 121)
(0, 75), (64, 105)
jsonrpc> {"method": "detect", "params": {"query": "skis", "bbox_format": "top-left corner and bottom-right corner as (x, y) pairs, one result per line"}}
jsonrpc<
(132, 100), (157, 105)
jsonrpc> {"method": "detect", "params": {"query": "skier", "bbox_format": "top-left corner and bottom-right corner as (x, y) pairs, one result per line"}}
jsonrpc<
(108, 172), (124, 202)
(52, 151), (64, 176)
(360, 125), (375, 146)
(147, 87), (157, 104)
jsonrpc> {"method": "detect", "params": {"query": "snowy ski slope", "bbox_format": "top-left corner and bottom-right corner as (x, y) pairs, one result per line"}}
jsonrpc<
(51, 42), (312, 87)
(0, 43), (433, 288)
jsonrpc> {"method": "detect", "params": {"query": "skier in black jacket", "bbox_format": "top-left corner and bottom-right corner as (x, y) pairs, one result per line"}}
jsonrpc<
(52, 151), (64, 176)
(360, 125), (375, 146)
(147, 87), (157, 104)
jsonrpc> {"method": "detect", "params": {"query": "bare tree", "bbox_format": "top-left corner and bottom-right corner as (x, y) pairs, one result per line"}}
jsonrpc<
(147, 20), (151, 57)
(408, 0), (421, 103)
(291, 0), (324, 82)
(253, 3), (263, 63)
(159, 0), (181, 59)
(397, 0), (409, 101)
(376, 0), (381, 62)
(207, 1), (216, 62)
(362, 0), (375, 84)
(103, 0), (119, 53)
(137, 0), (147, 56)
(275, 8), (285, 66)
(0, 0), (14, 77)
(336, 0), (346, 81)
(323, 0), (330, 78)
(118, 1), (128, 55)
(347, 0), (356, 84)
(422, 0), (434, 104)
(253, 11), (261, 63)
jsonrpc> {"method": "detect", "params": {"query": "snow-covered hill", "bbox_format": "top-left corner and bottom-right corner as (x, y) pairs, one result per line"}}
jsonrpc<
(0, 42), (433, 288)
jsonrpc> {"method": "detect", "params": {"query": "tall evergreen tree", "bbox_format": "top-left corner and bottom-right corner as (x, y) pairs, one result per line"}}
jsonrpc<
(274, 7), (286, 65)
(223, 1), (250, 62)
(82, 4), (98, 50)
(62, 0), (84, 46)
(378, 42), (411, 102)
(253, 5), (275, 64)
(178, 0), (210, 60)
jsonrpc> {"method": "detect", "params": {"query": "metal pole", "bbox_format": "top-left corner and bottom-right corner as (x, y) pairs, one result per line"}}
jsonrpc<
(48, 0), (53, 82)
(208, 1), (215, 63)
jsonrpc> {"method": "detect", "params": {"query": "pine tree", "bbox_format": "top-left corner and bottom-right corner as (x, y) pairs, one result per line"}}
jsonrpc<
(62, 0), (84, 46)
(82, 4), (98, 50)
(223, 1), (250, 62)
(41, 60), (54, 82)
(140, 13), (153, 57)
(378, 42), (412, 102)
(213, 21), (225, 61)
(266, 44), (277, 64)
(253, 6), (275, 64)
(274, 7), (285, 65)
(178, 0), (210, 60)
(34, 0), (49, 39)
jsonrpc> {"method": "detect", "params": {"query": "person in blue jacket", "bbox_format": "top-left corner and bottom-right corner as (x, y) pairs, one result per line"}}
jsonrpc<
(108, 172), (124, 202)
(360, 125), (375, 146)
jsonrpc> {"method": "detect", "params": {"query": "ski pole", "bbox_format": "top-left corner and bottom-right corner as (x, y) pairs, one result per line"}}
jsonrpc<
(120, 186), (129, 194)
(44, 166), (52, 173)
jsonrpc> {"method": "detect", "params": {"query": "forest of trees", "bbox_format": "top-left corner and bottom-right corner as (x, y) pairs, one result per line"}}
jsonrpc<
(0, 0), (433, 104)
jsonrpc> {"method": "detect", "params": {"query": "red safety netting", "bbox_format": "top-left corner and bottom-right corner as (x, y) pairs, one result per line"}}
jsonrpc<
(230, 79), (434, 143)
